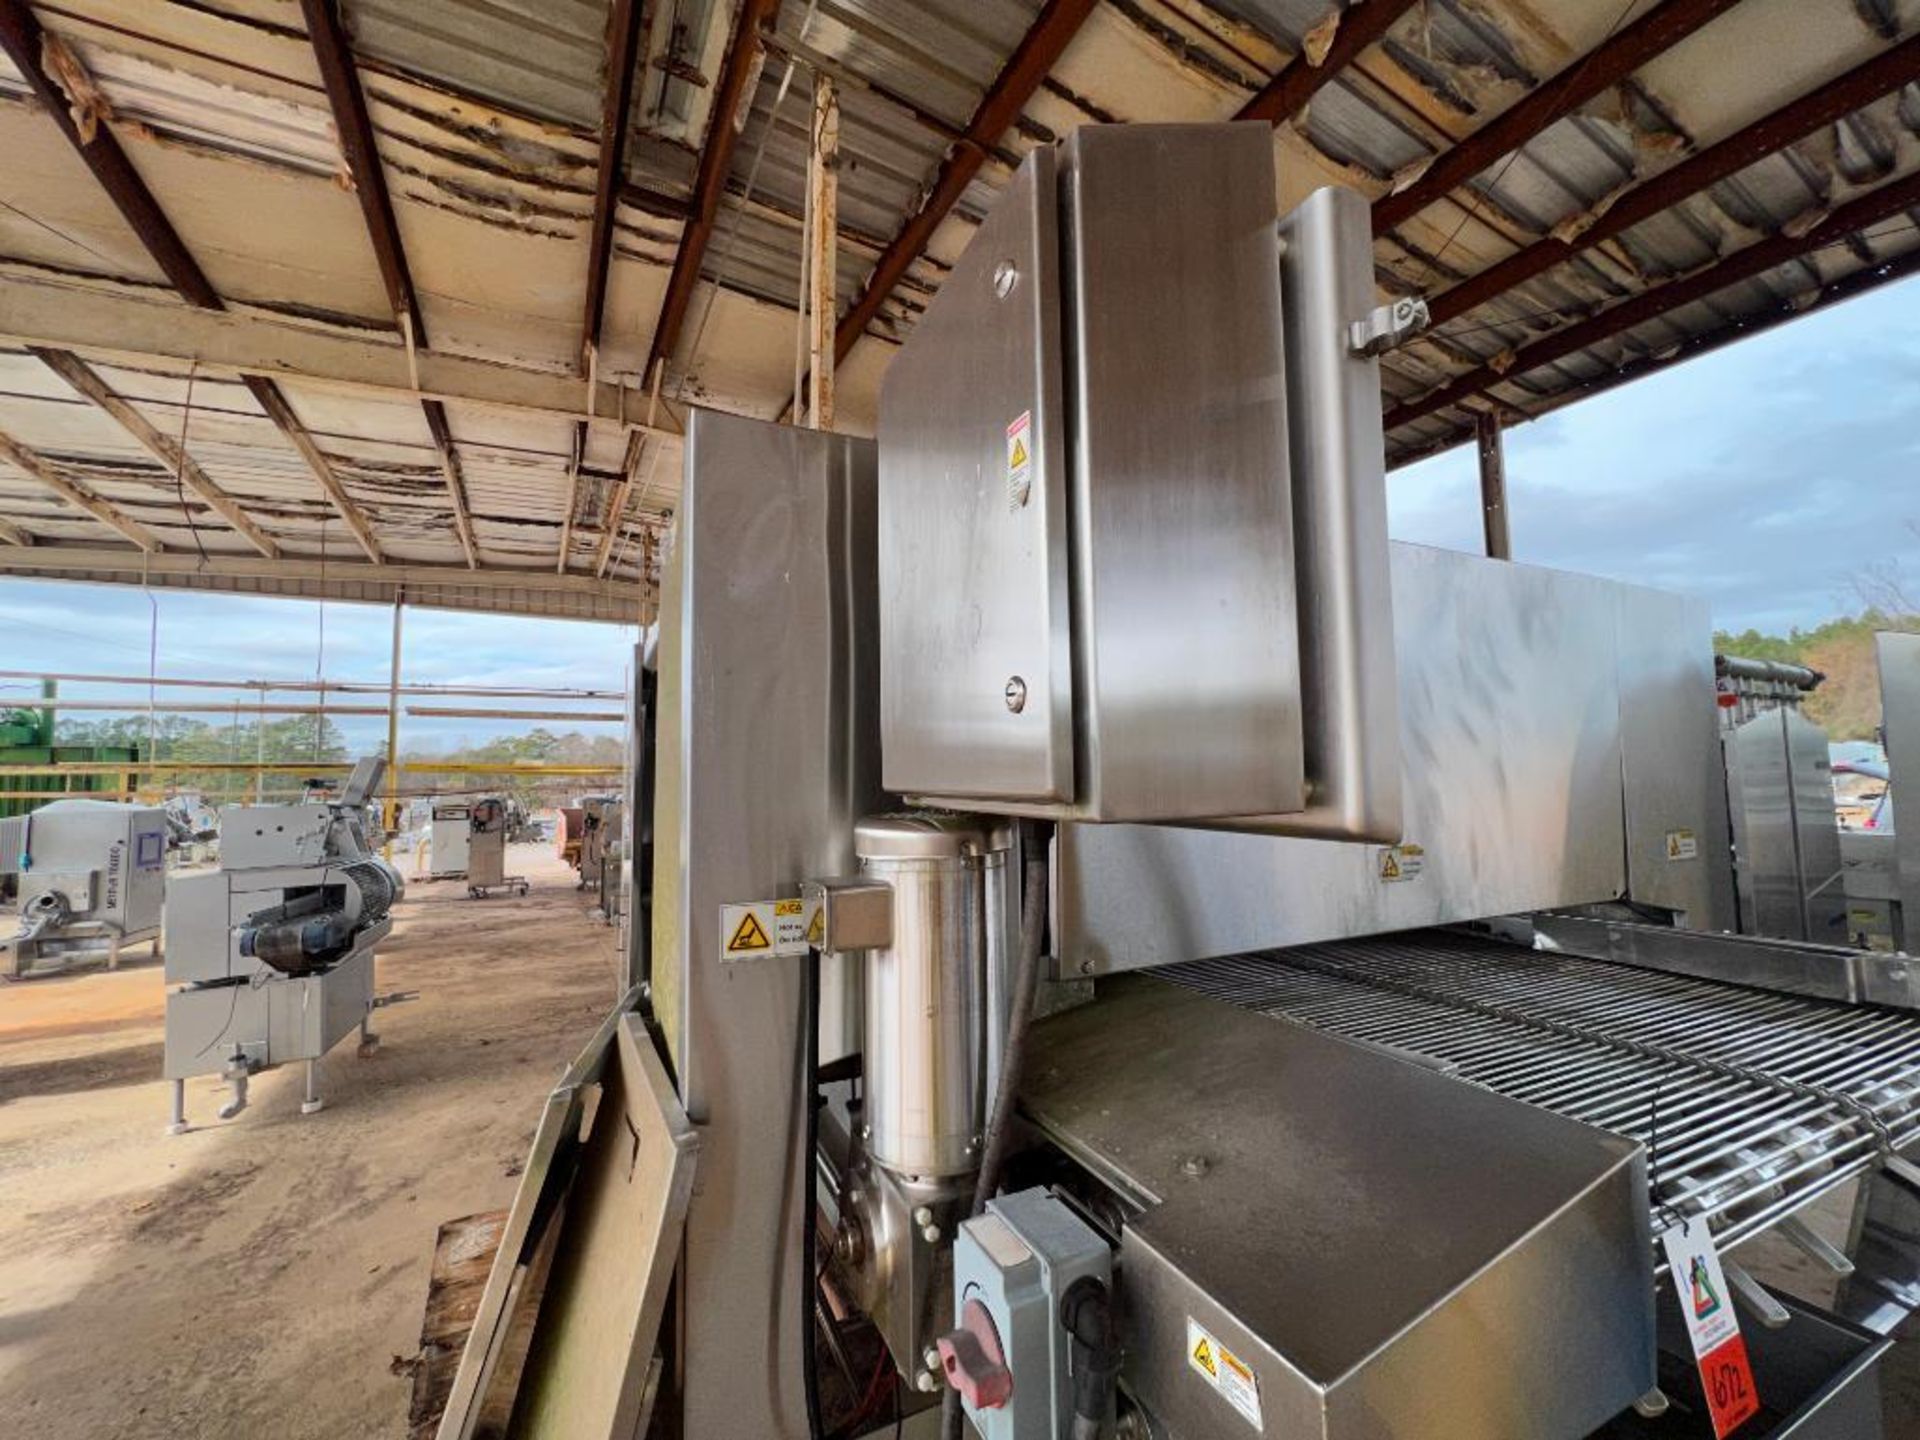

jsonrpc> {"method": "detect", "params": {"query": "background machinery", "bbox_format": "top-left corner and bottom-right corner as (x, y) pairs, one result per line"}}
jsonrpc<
(0, 799), (170, 978)
(429, 801), (473, 880)
(443, 123), (1920, 1440)
(163, 757), (406, 1131)
(465, 796), (527, 899)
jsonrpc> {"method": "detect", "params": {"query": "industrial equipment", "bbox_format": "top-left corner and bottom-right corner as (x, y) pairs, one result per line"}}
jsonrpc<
(0, 799), (169, 978)
(464, 796), (527, 899)
(163, 757), (406, 1131)
(574, 795), (620, 895)
(444, 123), (1919, 1440)
(428, 801), (473, 879)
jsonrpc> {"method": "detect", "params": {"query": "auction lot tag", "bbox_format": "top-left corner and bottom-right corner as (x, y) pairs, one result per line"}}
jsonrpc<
(1660, 1219), (1760, 1437)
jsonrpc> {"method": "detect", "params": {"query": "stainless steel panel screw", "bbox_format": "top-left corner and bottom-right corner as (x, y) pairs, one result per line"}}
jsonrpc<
(1004, 676), (1027, 712)
(993, 260), (1018, 298)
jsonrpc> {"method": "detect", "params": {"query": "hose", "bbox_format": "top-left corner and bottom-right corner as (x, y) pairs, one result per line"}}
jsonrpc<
(946, 819), (1053, 1440)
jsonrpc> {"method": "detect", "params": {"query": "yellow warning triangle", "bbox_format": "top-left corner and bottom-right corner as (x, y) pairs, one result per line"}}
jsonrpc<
(1381, 852), (1400, 880)
(727, 911), (772, 952)
(806, 908), (825, 945)
(1009, 436), (1029, 470)
(1192, 1337), (1216, 1376)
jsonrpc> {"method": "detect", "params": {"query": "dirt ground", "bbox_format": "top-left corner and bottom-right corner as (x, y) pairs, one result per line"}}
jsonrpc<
(0, 845), (620, 1440)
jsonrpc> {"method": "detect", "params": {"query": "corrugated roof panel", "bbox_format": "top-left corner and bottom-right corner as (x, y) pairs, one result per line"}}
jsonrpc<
(777, 0), (1040, 129)
(345, 0), (610, 131)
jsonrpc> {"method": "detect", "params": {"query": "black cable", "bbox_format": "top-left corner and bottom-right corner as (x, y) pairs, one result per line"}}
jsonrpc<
(803, 942), (827, 1440)
(969, 818), (1052, 1215)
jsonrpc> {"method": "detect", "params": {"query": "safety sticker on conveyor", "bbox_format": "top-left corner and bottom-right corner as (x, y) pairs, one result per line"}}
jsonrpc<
(1006, 410), (1033, 509)
(1186, 1317), (1262, 1431)
(1376, 842), (1424, 883)
(719, 898), (822, 962)
(1665, 828), (1699, 861)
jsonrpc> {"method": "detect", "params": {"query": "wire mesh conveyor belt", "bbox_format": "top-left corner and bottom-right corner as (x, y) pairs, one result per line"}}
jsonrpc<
(1158, 929), (1920, 1251)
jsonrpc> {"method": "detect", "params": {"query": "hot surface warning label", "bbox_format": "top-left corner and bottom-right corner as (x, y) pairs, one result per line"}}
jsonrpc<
(1186, 1317), (1262, 1431)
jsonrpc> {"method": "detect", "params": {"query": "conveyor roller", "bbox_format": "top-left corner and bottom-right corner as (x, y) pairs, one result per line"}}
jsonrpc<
(1161, 929), (1920, 1249)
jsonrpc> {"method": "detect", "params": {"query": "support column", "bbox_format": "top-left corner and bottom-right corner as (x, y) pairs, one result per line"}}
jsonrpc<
(1477, 409), (1511, 561)
(805, 75), (840, 430)
(385, 590), (404, 833)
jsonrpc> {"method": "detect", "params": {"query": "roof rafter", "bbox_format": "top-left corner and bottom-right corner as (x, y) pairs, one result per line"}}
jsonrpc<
(0, 517), (31, 547)
(1390, 245), (1920, 470)
(1236, 0), (1423, 125)
(0, 429), (164, 552)
(592, 430), (649, 578)
(1372, 0), (1743, 236)
(240, 376), (383, 563)
(826, 0), (1100, 372)
(0, 0), (382, 559)
(31, 347), (281, 559)
(583, 0), (651, 375)
(642, 0), (782, 388)
(1385, 167), (1920, 432)
(298, 0), (478, 569)
(1423, 32), (1920, 328)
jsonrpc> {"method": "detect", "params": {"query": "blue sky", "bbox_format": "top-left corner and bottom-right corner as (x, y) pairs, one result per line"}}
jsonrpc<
(1388, 276), (1920, 633)
(1, 274), (1915, 742)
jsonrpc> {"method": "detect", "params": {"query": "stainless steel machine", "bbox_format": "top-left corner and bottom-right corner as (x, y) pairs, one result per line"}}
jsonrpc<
(443, 122), (1918, 1440)
(464, 796), (527, 899)
(163, 757), (406, 1131)
(0, 799), (169, 978)
(429, 800), (473, 879)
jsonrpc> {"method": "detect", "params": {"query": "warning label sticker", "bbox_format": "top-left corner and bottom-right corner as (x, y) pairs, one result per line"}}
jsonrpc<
(719, 897), (823, 963)
(1006, 411), (1034, 509)
(1186, 1318), (1262, 1431)
(1376, 842), (1425, 884)
(1666, 828), (1699, 861)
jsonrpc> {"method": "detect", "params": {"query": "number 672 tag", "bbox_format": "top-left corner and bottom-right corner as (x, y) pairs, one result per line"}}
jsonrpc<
(1660, 1218), (1761, 1437)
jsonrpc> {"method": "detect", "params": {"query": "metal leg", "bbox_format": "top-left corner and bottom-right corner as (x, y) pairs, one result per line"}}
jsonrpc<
(358, 1011), (380, 1057)
(300, 1058), (325, 1115)
(166, 1078), (188, 1136)
(107, 935), (121, 971)
(216, 1061), (250, 1121)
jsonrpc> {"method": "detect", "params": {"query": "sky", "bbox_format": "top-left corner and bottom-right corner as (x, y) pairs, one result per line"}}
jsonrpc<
(1, 273), (1915, 739)
(1387, 275), (1920, 634)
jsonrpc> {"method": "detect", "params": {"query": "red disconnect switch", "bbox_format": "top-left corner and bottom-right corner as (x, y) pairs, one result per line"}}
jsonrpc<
(937, 1298), (1013, 1410)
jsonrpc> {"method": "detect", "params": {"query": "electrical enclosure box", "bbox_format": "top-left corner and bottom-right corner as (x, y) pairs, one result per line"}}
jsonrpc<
(878, 123), (1305, 822)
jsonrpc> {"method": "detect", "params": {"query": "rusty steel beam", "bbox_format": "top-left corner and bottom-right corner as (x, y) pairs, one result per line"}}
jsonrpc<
(299, 0), (425, 339)
(1385, 167), (1920, 432)
(301, 0), (485, 568)
(1236, 0), (1422, 125)
(3, 0), (386, 557)
(828, 0), (1100, 367)
(1373, 0), (1742, 236)
(1429, 33), (1920, 327)
(583, 0), (651, 373)
(241, 376), (383, 562)
(0, 429), (164, 551)
(32, 347), (280, 558)
(643, 0), (781, 385)
(0, 0), (221, 306)
(1390, 244), (1920, 470)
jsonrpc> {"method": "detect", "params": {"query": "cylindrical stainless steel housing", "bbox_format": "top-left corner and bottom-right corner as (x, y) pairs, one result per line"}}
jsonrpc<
(857, 812), (1016, 1179)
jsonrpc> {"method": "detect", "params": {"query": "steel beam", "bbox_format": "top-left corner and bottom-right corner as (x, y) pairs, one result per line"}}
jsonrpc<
(592, 431), (649, 578)
(1236, 0), (1421, 125)
(300, 0), (483, 567)
(1428, 33), (1920, 327)
(1476, 410), (1510, 560)
(31, 347), (280, 558)
(1386, 168), (1920, 432)
(642, 0), (781, 386)
(0, 0), (220, 306)
(0, 516), (33, 547)
(0, 543), (640, 596)
(0, 430), (164, 551)
(0, 272), (684, 434)
(583, 0), (651, 373)
(826, 0), (1099, 367)
(241, 375), (383, 562)
(1372, 0), (1742, 235)
(1391, 245), (1920, 469)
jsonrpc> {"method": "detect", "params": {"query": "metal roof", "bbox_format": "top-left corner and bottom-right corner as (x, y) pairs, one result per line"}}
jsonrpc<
(0, 0), (1913, 620)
